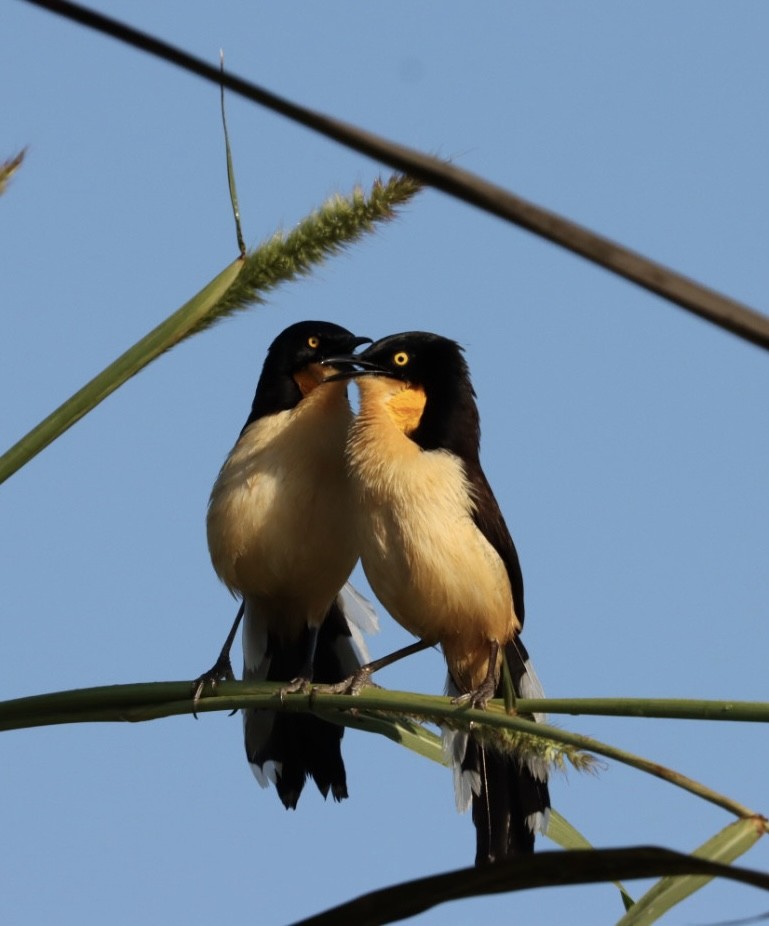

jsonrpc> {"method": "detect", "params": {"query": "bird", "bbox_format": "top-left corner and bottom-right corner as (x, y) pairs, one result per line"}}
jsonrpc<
(201, 320), (376, 810)
(327, 330), (550, 864)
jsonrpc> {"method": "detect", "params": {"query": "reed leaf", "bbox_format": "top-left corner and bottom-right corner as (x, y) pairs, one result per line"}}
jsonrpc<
(0, 172), (421, 485)
(617, 817), (766, 926)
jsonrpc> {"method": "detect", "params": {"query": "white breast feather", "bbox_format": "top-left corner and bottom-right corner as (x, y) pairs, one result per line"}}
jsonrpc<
(348, 404), (516, 648)
(207, 383), (358, 630)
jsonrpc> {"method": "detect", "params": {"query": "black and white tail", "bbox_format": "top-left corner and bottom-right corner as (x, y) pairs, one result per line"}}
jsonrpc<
(242, 583), (377, 809)
(445, 639), (550, 865)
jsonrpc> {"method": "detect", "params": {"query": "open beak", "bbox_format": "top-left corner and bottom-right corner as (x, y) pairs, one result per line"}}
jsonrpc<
(321, 354), (388, 381)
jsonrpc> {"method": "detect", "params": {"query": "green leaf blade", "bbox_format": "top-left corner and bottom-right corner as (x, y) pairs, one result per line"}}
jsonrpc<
(0, 173), (421, 485)
(616, 817), (766, 926)
(0, 257), (244, 484)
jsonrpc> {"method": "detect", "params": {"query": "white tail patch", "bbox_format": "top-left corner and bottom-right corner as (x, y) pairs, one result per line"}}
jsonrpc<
(338, 582), (379, 665)
(442, 727), (481, 812)
(517, 661), (547, 724)
(443, 675), (480, 812)
(248, 758), (281, 789)
(527, 807), (550, 836)
(505, 643), (550, 784)
(444, 657), (550, 819)
(241, 585), (378, 797)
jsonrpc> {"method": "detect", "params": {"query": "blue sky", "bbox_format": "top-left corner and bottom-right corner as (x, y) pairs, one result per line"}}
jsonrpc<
(2, 3), (768, 925)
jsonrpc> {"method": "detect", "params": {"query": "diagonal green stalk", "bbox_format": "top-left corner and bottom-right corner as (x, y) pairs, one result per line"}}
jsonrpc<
(0, 173), (421, 485)
(1, 681), (765, 822)
(318, 701), (635, 905)
(2, 682), (765, 919)
(311, 692), (759, 819)
(0, 258), (243, 484)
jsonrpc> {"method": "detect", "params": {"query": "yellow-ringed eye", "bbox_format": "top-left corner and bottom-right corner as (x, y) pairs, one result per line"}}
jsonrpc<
(393, 351), (409, 367)
(307, 335), (320, 349)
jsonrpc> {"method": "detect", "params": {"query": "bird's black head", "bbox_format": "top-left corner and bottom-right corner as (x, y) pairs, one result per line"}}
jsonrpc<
(342, 331), (481, 460)
(245, 321), (370, 426)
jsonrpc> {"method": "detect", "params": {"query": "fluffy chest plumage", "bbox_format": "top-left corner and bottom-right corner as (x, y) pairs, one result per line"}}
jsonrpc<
(207, 384), (358, 628)
(347, 380), (517, 662)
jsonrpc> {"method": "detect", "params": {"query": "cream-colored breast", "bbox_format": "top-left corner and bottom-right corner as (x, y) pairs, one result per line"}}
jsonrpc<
(207, 382), (358, 632)
(347, 380), (519, 681)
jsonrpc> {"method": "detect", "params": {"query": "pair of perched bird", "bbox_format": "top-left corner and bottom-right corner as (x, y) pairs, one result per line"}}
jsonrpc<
(201, 320), (550, 866)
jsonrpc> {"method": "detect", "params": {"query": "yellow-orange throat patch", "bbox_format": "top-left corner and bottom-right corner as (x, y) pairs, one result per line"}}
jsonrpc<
(386, 385), (427, 434)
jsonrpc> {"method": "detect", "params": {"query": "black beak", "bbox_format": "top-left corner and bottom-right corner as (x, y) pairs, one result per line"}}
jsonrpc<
(322, 336), (388, 381)
(321, 355), (388, 382)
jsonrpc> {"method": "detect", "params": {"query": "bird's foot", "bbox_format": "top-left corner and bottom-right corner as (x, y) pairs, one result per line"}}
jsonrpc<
(314, 666), (379, 696)
(452, 675), (497, 711)
(278, 676), (312, 701)
(191, 653), (236, 717)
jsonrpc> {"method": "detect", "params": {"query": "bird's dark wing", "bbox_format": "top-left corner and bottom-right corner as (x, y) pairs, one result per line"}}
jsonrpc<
(465, 460), (525, 626)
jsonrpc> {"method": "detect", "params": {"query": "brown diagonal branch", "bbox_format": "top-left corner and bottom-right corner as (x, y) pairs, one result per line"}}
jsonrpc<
(18, 0), (769, 351)
(291, 844), (769, 926)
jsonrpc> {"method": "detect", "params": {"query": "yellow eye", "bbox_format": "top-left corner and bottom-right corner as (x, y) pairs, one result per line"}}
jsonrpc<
(307, 335), (320, 349)
(393, 351), (409, 367)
